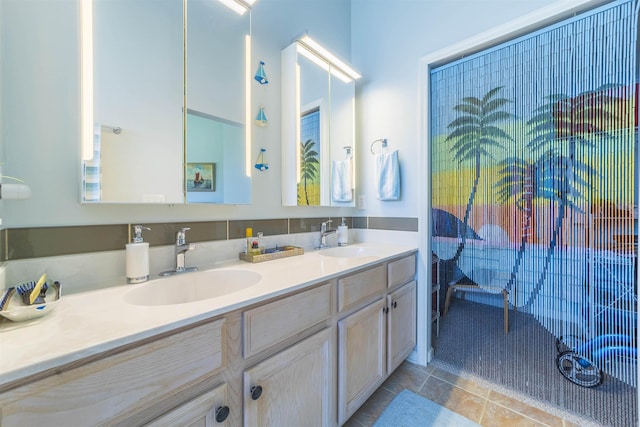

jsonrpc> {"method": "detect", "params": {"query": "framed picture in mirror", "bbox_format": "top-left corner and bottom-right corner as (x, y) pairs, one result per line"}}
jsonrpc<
(187, 163), (216, 192)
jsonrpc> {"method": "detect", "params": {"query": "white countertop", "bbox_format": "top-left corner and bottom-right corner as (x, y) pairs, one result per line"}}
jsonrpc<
(0, 243), (417, 388)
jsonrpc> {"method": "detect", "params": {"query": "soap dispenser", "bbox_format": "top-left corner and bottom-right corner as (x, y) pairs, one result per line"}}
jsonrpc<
(337, 217), (349, 246)
(126, 225), (150, 284)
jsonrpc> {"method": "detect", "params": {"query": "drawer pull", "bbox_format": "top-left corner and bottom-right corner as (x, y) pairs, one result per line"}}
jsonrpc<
(250, 385), (263, 400)
(215, 405), (230, 423)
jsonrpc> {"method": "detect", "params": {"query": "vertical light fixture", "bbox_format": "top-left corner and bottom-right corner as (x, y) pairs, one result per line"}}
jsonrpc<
(351, 97), (356, 188)
(245, 34), (252, 176)
(80, 0), (94, 161)
(295, 62), (301, 183)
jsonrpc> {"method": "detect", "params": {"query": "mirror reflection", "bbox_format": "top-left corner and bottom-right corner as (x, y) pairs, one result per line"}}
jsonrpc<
(281, 37), (358, 207)
(186, 0), (251, 204)
(82, 0), (251, 204)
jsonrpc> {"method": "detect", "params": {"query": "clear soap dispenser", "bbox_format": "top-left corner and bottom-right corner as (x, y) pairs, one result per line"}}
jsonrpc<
(337, 217), (349, 246)
(126, 225), (150, 283)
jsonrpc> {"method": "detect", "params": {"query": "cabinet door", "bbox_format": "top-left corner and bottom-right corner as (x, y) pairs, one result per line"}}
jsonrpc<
(243, 328), (332, 427)
(337, 298), (386, 425)
(146, 384), (229, 427)
(387, 281), (417, 373)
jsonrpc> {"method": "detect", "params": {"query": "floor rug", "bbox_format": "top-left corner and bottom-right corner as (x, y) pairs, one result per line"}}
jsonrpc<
(372, 389), (481, 427)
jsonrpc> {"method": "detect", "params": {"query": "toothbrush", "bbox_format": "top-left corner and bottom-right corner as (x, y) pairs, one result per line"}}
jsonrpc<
(29, 273), (47, 305)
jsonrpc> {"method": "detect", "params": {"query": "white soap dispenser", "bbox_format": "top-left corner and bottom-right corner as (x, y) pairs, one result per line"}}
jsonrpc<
(126, 225), (150, 284)
(337, 217), (349, 246)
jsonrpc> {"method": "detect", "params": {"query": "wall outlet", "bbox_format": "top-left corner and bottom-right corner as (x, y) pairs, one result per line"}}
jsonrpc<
(357, 195), (367, 209)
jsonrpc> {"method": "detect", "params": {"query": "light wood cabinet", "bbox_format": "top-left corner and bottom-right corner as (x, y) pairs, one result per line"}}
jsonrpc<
(388, 255), (416, 288)
(145, 384), (230, 426)
(243, 328), (332, 427)
(337, 298), (386, 424)
(0, 319), (226, 427)
(0, 250), (418, 427)
(337, 254), (417, 425)
(387, 281), (417, 372)
(243, 283), (332, 358)
(337, 264), (386, 311)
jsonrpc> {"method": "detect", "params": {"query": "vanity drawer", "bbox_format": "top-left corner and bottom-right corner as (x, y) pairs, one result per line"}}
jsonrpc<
(0, 319), (226, 427)
(243, 283), (332, 358)
(338, 264), (386, 312)
(388, 254), (416, 288)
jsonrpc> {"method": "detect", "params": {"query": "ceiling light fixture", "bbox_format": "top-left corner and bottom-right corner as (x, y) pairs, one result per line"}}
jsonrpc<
(296, 35), (361, 83)
(218, 0), (257, 15)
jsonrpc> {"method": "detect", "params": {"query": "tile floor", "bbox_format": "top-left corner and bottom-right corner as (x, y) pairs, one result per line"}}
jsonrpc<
(344, 360), (592, 427)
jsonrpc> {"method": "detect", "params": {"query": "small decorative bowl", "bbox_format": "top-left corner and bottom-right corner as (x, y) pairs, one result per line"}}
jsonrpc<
(0, 280), (61, 322)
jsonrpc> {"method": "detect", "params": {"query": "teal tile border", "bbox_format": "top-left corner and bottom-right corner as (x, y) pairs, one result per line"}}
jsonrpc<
(5, 216), (418, 261)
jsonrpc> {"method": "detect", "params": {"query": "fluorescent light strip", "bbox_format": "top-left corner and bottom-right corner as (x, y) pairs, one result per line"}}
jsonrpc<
(295, 63), (301, 183)
(218, 0), (257, 15)
(80, 0), (94, 161)
(295, 44), (352, 84)
(245, 35), (252, 176)
(298, 35), (361, 81)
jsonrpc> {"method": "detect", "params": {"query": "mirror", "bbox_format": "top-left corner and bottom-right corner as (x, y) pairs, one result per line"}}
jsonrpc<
(185, 0), (251, 204)
(82, 0), (251, 204)
(281, 38), (357, 207)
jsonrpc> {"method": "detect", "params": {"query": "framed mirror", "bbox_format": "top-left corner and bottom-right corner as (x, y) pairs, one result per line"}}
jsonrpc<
(81, 0), (251, 204)
(281, 37), (358, 207)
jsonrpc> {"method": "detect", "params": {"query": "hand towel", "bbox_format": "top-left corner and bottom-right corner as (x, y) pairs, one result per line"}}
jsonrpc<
(332, 159), (353, 202)
(375, 150), (400, 201)
(83, 123), (102, 202)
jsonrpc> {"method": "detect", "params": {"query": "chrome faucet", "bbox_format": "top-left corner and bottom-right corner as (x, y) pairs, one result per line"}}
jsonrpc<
(160, 228), (198, 276)
(320, 220), (336, 248)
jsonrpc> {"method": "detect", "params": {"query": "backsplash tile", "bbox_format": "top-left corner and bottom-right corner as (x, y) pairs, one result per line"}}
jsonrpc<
(5, 216), (417, 261)
(142, 221), (228, 245)
(229, 219), (288, 239)
(352, 217), (368, 229)
(8, 225), (128, 261)
(368, 217), (418, 232)
(1, 228), (6, 261)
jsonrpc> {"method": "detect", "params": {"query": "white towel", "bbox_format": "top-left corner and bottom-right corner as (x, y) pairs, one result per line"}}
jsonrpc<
(332, 159), (353, 202)
(83, 123), (102, 202)
(375, 150), (400, 201)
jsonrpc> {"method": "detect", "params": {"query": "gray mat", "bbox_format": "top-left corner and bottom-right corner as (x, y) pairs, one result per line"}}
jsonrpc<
(373, 389), (481, 427)
(434, 298), (637, 427)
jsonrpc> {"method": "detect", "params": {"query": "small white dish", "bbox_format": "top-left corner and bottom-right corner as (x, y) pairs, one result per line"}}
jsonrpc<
(0, 281), (61, 322)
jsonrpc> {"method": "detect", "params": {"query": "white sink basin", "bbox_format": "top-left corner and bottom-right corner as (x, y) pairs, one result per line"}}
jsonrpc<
(124, 269), (262, 306)
(319, 246), (381, 259)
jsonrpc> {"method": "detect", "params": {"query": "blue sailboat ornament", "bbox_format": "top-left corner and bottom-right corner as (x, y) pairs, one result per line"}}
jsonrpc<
(255, 107), (268, 127)
(254, 148), (269, 171)
(254, 61), (268, 84)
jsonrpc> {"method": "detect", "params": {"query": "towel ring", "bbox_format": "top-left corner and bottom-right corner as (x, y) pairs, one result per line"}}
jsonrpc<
(370, 138), (388, 155)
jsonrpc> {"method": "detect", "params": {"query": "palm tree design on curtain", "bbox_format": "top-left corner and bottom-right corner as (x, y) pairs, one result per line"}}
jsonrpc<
(495, 156), (538, 292)
(445, 86), (514, 264)
(299, 139), (319, 206)
(517, 85), (622, 308)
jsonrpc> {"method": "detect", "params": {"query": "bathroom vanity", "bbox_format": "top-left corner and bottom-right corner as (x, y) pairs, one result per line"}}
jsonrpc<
(0, 243), (417, 426)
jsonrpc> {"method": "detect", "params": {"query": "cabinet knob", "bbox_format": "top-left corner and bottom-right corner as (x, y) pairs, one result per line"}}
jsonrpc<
(382, 306), (389, 314)
(250, 385), (263, 400)
(215, 405), (230, 423)
(392, 301), (398, 309)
